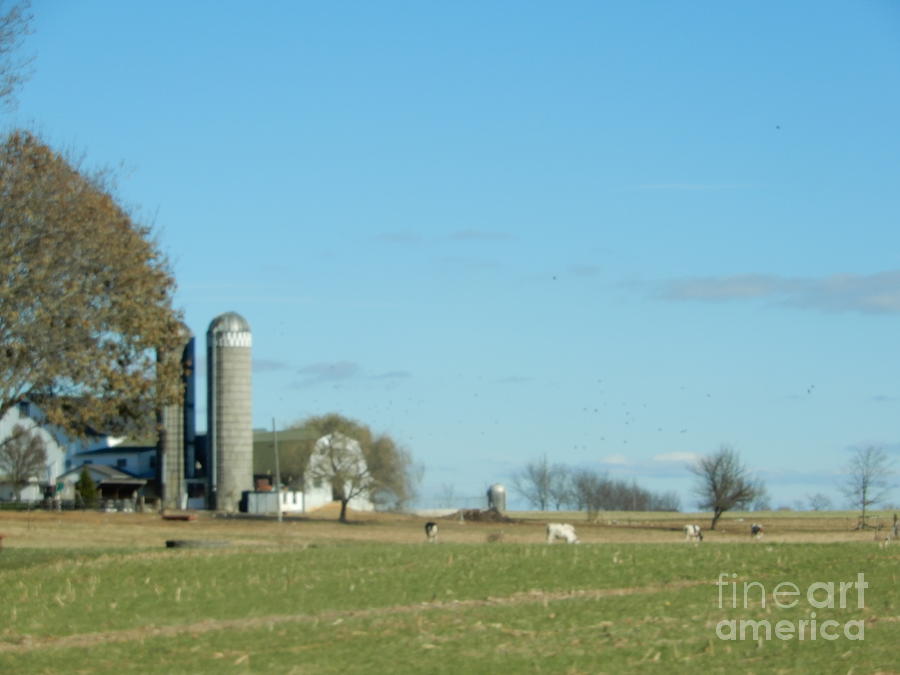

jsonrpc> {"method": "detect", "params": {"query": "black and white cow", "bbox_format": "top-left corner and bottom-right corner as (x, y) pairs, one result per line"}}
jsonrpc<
(424, 521), (438, 543)
(750, 523), (764, 539)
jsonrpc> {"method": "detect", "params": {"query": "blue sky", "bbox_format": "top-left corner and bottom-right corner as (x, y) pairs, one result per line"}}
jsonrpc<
(11, 1), (900, 509)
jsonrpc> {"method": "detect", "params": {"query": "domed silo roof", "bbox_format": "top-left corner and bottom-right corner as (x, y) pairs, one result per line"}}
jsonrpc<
(208, 311), (251, 334)
(487, 483), (507, 512)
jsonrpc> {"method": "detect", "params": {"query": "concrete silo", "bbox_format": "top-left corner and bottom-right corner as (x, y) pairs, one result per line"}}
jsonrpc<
(207, 312), (252, 512)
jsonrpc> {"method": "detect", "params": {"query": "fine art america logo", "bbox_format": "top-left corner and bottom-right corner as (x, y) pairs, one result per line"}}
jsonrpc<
(715, 572), (867, 642)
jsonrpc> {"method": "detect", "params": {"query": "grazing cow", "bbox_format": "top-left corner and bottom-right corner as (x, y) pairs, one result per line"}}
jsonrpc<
(750, 523), (764, 539)
(424, 521), (438, 543)
(546, 522), (579, 544)
(684, 524), (703, 543)
(875, 530), (893, 549)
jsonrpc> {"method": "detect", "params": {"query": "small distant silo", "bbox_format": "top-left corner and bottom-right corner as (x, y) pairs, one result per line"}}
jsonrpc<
(487, 483), (507, 514)
(207, 312), (253, 512)
(158, 324), (194, 511)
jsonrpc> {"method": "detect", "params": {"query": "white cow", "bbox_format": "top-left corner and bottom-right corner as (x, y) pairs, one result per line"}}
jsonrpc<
(684, 524), (703, 543)
(546, 522), (579, 544)
(750, 523), (764, 539)
(424, 521), (438, 543)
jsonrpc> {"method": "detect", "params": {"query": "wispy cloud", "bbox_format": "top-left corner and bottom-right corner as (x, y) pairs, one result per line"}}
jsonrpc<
(253, 359), (293, 373)
(295, 361), (362, 387)
(594, 454), (696, 480)
(370, 370), (412, 381)
(293, 362), (411, 387)
(436, 255), (503, 271)
(600, 454), (629, 466)
(653, 451), (700, 464)
(656, 271), (900, 315)
(629, 183), (749, 191)
(374, 231), (422, 244)
(569, 264), (604, 278)
(448, 229), (515, 242)
(496, 375), (534, 384)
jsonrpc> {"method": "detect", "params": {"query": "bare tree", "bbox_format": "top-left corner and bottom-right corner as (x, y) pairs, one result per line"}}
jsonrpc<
(437, 483), (456, 508)
(0, 131), (183, 439)
(512, 456), (554, 510)
(547, 463), (572, 510)
(650, 490), (681, 512)
(750, 488), (772, 512)
(0, 1), (32, 110)
(840, 446), (894, 529)
(689, 446), (764, 530)
(807, 492), (833, 512)
(0, 423), (45, 500)
(570, 467), (606, 521)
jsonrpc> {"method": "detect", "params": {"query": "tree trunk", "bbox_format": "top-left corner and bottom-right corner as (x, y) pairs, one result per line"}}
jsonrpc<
(339, 498), (349, 523)
(710, 508), (724, 530)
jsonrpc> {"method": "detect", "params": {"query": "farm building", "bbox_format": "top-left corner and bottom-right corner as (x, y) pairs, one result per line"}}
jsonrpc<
(55, 463), (147, 502)
(0, 401), (125, 502)
(248, 429), (375, 515)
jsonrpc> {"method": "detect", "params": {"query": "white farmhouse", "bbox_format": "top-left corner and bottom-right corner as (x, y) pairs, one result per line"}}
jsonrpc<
(0, 401), (148, 503)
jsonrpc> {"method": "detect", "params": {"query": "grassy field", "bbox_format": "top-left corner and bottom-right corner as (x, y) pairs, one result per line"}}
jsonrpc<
(0, 508), (897, 673)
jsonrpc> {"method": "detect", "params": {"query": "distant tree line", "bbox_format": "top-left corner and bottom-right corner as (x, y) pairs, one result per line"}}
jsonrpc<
(512, 456), (680, 516)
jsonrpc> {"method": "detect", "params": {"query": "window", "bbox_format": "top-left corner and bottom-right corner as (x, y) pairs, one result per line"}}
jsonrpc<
(116, 458), (127, 468)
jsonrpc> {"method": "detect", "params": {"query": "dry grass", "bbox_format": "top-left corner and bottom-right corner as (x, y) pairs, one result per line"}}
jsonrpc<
(0, 507), (887, 550)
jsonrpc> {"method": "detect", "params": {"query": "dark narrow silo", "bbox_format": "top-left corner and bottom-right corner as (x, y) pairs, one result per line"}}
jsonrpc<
(181, 334), (197, 481)
(158, 325), (193, 511)
(207, 312), (253, 512)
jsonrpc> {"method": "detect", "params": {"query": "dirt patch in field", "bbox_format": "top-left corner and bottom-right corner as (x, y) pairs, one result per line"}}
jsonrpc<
(448, 508), (517, 523)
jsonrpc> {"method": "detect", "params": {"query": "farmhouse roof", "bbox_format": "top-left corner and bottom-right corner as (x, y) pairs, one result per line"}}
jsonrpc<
(58, 463), (147, 486)
(76, 444), (155, 456)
